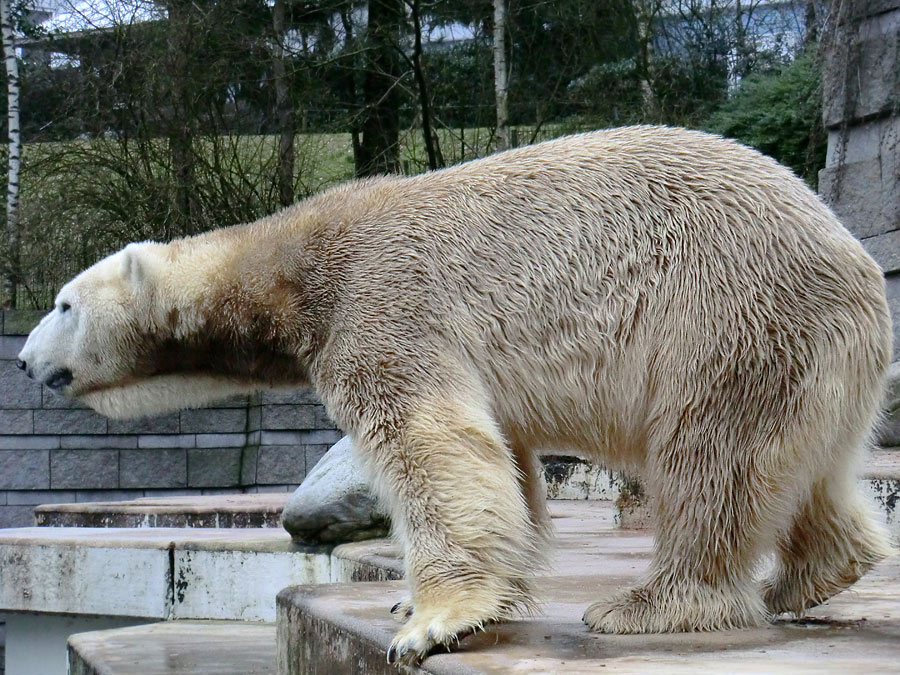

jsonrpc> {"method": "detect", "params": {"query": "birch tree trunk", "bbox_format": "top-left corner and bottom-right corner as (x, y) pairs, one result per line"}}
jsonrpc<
(272, 0), (295, 206)
(635, 0), (658, 118)
(0, 0), (18, 309)
(493, 0), (510, 152)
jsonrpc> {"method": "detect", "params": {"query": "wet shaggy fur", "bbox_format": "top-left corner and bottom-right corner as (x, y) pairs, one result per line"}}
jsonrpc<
(18, 126), (894, 663)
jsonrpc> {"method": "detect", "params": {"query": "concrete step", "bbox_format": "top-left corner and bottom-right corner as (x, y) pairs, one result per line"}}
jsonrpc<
(35, 494), (290, 529)
(0, 526), (401, 623)
(0, 521), (398, 674)
(866, 447), (900, 479)
(68, 621), (275, 675)
(277, 501), (900, 674)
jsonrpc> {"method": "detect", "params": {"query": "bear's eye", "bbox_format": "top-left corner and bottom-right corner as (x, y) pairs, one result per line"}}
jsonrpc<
(59, 302), (71, 313)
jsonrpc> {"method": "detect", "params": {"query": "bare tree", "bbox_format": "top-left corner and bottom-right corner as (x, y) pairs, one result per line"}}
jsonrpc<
(271, 0), (295, 206)
(493, 0), (510, 151)
(1, 0), (18, 308)
(409, 0), (440, 170)
(337, 6), (364, 171)
(634, 0), (664, 117)
(165, 0), (197, 232)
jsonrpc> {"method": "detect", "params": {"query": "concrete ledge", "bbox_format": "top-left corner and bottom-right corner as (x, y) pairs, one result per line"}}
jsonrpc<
(68, 621), (275, 675)
(865, 448), (900, 479)
(35, 494), (290, 528)
(0, 526), (323, 620)
(331, 539), (402, 582)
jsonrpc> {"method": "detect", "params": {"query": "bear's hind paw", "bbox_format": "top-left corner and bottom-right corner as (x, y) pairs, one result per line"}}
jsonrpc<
(583, 591), (659, 634)
(584, 583), (766, 633)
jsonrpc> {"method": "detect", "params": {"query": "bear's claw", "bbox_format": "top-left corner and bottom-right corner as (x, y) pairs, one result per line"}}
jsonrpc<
(385, 642), (406, 664)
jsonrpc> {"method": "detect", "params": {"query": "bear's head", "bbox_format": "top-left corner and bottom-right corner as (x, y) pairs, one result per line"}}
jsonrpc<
(17, 239), (294, 419)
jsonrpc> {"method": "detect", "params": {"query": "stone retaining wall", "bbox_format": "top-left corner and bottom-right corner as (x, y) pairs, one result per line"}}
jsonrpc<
(820, 0), (900, 355)
(0, 311), (342, 528)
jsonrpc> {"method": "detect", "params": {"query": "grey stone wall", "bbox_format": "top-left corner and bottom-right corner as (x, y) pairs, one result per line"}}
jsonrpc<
(0, 311), (342, 528)
(820, 0), (900, 356)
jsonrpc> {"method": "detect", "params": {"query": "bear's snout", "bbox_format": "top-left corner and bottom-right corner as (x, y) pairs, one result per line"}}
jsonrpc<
(15, 358), (26, 371)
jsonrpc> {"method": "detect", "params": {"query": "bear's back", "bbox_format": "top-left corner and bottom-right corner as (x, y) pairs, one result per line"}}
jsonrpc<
(333, 127), (883, 342)
(296, 127), (891, 456)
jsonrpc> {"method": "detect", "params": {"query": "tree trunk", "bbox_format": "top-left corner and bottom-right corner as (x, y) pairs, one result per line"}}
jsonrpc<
(272, 0), (295, 206)
(357, 0), (403, 177)
(634, 0), (657, 119)
(733, 0), (749, 81)
(410, 0), (439, 171)
(1, 0), (19, 309)
(339, 7), (364, 173)
(803, 0), (818, 47)
(493, 0), (510, 152)
(166, 0), (196, 235)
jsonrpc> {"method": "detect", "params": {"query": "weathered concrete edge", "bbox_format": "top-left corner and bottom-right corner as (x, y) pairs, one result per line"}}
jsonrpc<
(331, 542), (403, 582)
(276, 585), (473, 675)
(68, 635), (110, 675)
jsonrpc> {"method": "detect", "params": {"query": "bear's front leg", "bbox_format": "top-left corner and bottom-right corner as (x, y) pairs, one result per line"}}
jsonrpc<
(351, 395), (545, 665)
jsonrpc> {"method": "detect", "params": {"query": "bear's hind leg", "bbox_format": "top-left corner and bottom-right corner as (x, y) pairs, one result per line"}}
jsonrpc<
(584, 431), (788, 633)
(763, 461), (892, 616)
(358, 398), (545, 664)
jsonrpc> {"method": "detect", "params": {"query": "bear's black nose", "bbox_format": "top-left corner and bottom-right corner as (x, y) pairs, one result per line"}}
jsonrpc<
(46, 369), (73, 390)
(16, 359), (25, 371)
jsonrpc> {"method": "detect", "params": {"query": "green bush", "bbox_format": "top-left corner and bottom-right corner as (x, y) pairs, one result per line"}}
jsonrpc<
(705, 52), (826, 188)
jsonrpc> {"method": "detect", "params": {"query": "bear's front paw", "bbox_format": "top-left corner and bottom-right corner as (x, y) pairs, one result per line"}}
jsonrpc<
(386, 608), (484, 666)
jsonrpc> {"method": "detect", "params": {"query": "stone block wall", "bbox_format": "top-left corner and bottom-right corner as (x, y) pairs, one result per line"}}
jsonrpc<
(0, 311), (342, 528)
(820, 0), (900, 356)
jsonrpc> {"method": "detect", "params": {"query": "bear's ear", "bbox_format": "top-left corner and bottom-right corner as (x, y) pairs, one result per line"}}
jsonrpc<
(120, 242), (162, 288)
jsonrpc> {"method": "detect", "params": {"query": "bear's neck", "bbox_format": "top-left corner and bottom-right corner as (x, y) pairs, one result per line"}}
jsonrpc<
(151, 221), (334, 389)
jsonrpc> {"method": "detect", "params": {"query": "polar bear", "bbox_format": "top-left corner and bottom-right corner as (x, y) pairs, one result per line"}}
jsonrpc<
(18, 126), (893, 664)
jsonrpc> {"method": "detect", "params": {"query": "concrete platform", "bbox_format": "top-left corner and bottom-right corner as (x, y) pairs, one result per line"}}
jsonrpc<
(68, 621), (276, 675)
(277, 501), (900, 674)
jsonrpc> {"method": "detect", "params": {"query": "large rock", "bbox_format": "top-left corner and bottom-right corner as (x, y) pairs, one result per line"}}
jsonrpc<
(281, 436), (390, 544)
(879, 361), (900, 447)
